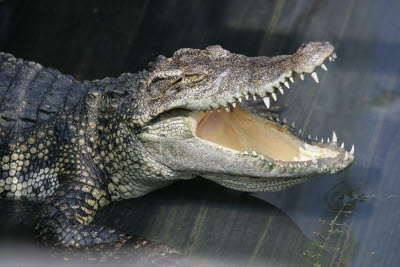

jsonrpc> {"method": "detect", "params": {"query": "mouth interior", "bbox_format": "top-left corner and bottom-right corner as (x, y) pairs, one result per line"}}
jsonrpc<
(192, 104), (338, 162)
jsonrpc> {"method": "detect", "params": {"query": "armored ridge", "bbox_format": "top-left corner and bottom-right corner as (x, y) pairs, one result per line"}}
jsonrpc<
(0, 53), (89, 145)
(0, 43), (354, 263)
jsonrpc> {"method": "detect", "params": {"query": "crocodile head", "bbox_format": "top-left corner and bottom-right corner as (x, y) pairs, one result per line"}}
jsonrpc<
(135, 42), (354, 192)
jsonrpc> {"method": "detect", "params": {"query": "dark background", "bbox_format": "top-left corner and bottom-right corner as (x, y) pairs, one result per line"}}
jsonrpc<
(0, 0), (400, 266)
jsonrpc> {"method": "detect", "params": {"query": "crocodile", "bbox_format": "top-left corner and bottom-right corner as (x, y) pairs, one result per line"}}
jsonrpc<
(0, 42), (354, 263)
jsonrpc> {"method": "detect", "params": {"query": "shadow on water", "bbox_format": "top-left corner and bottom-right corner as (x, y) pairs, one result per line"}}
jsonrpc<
(0, 178), (343, 266)
(97, 179), (327, 266)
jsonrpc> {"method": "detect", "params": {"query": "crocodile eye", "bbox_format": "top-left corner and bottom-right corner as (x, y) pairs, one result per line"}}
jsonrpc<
(186, 74), (199, 79)
(185, 73), (205, 83)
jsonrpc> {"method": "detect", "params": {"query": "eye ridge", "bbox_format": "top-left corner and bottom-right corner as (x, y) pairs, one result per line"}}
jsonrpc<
(150, 76), (166, 84)
(158, 73), (207, 98)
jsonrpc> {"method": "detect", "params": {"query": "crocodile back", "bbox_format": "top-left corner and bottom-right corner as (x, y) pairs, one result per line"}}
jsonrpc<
(0, 52), (89, 150)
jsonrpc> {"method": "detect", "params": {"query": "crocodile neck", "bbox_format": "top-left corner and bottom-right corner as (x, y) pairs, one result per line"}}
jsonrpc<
(86, 73), (188, 200)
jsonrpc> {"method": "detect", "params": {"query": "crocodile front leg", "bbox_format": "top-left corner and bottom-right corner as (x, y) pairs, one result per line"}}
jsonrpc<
(35, 177), (179, 263)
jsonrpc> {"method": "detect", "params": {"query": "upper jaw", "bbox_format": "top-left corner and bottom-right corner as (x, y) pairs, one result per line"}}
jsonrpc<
(169, 43), (336, 114)
(140, 42), (336, 125)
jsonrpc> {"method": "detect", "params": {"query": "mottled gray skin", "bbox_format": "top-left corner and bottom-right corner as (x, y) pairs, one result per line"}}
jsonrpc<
(0, 42), (353, 262)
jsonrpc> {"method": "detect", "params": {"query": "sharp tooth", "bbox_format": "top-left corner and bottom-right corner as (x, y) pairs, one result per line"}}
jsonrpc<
(232, 102), (236, 108)
(298, 129), (302, 135)
(276, 117), (280, 122)
(284, 81), (290, 88)
(340, 142), (344, 149)
(278, 86), (284, 94)
(253, 95), (257, 101)
(268, 116), (274, 121)
(244, 151), (248, 154)
(332, 131), (337, 142)
(252, 151), (257, 156)
(245, 95), (249, 100)
(315, 136), (318, 141)
(260, 155), (265, 160)
(344, 151), (349, 161)
(283, 118), (287, 124)
(329, 56), (333, 61)
(311, 72), (319, 83)
(294, 156), (299, 161)
(238, 97), (243, 103)
(321, 64), (327, 71)
(300, 74), (304, 80)
(312, 156), (318, 165)
(321, 138), (324, 143)
(308, 134), (311, 139)
(291, 122), (295, 128)
(263, 97), (270, 108)
(272, 93), (277, 101)
(289, 77), (294, 83)
(225, 107), (230, 112)
(350, 145), (354, 155)
(333, 52), (337, 59)
(298, 164), (301, 168)
(327, 138), (330, 143)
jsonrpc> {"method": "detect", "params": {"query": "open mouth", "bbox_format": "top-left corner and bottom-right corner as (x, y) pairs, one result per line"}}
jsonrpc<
(189, 52), (354, 167)
(192, 104), (340, 163)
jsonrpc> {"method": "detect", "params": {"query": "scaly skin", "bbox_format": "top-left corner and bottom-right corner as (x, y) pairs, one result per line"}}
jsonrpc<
(0, 42), (354, 262)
